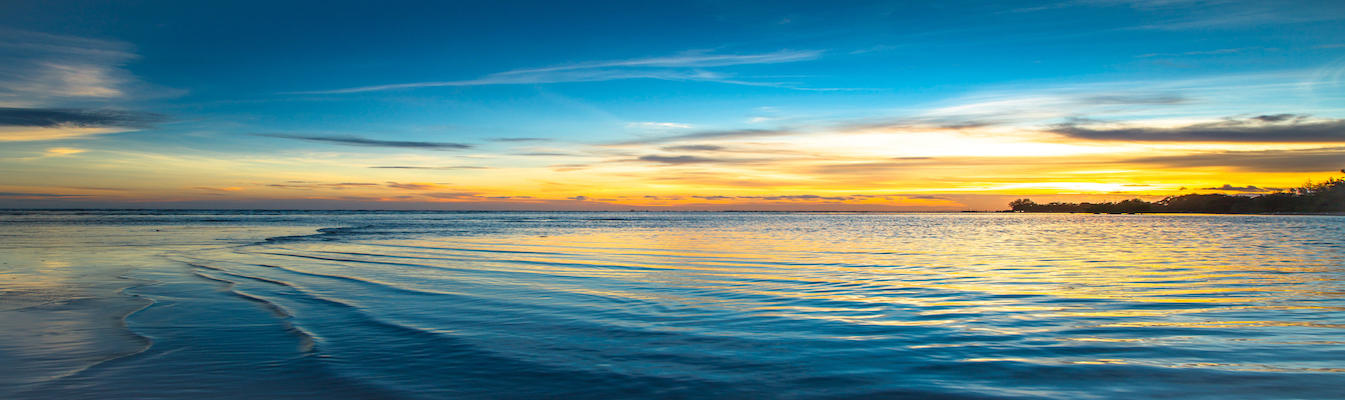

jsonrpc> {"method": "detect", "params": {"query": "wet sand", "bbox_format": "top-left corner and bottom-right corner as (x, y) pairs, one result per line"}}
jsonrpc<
(0, 223), (320, 398)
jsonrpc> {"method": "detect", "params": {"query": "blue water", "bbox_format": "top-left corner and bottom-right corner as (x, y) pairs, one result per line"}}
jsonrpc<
(2, 211), (1343, 399)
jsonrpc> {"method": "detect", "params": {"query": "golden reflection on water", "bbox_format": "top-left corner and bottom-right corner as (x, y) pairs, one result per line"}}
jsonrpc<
(224, 213), (1344, 377)
(398, 214), (1342, 315)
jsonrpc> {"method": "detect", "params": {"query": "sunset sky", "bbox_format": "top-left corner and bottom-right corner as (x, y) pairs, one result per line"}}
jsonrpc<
(2, 0), (1343, 210)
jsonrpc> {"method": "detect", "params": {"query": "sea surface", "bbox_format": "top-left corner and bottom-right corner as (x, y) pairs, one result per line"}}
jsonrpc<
(1, 210), (1343, 399)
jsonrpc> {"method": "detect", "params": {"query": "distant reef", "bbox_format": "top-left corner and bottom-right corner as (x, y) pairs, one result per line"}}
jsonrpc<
(1008, 171), (1345, 214)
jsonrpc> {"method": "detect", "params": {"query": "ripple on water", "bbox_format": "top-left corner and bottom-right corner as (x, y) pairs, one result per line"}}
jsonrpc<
(6, 212), (1345, 399)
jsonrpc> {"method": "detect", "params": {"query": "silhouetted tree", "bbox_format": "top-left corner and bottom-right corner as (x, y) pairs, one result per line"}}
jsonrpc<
(1007, 171), (1344, 213)
(1009, 199), (1037, 211)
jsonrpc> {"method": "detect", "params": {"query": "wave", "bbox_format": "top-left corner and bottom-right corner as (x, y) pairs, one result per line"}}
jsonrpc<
(10, 212), (1345, 399)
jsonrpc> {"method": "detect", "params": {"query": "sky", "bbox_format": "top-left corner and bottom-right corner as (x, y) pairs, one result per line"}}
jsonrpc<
(1, 0), (1343, 211)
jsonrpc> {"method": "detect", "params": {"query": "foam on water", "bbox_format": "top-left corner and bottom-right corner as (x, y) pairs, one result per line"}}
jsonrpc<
(2, 211), (1343, 399)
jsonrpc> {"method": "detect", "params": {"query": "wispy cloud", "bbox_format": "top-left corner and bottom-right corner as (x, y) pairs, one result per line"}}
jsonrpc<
(369, 166), (490, 170)
(628, 122), (694, 129)
(0, 29), (144, 107)
(1137, 48), (1249, 58)
(266, 182), (380, 190)
(0, 107), (164, 128)
(1048, 114), (1345, 142)
(514, 50), (822, 71)
(835, 89), (1195, 135)
(188, 186), (243, 192)
(636, 155), (730, 165)
(420, 192), (480, 199)
(661, 145), (726, 152)
(1200, 184), (1283, 193)
(614, 128), (795, 145)
(23, 147), (88, 160)
(254, 133), (472, 150)
(0, 191), (87, 198)
(292, 49), (824, 94)
(386, 182), (452, 190)
(486, 137), (552, 142)
(516, 152), (578, 156)
(1124, 146), (1345, 172)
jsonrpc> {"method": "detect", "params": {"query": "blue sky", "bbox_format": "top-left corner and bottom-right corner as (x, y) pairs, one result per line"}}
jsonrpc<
(2, 0), (1344, 210)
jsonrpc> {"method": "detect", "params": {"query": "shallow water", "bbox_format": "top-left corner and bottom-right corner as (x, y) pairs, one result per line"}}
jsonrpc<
(2, 211), (1343, 399)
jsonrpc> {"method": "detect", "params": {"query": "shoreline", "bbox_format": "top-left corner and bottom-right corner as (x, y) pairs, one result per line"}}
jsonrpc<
(0, 223), (323, 398)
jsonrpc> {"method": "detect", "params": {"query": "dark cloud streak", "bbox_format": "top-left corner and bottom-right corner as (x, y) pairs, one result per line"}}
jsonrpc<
(1200, 184), (1283, 193)
(616, 128), (794, 145)
(370, 166), (490, 170)
(255, 133), (472, 150)
(1125, 147), (1345, 172)
(0, 107), (165, 128)
(0, 192), (88, 198)
(636, 155), (727, 164)
(487, 137), (551, 142)
(1049, 115), (1345, 142)
(662, 145), (725, 152)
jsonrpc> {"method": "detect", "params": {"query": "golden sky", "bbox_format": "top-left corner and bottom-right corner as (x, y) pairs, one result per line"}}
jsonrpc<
(2, 2), (1343, 210)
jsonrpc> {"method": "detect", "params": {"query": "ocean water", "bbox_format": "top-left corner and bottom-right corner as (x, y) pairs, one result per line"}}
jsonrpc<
(2, 211), (1343, 399)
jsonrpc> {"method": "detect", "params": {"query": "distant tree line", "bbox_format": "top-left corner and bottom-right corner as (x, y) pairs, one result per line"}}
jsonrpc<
(1009, 171), (1345, 214)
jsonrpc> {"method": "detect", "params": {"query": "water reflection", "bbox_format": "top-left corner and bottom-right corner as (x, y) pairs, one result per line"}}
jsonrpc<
(6, 212), (1343, 398)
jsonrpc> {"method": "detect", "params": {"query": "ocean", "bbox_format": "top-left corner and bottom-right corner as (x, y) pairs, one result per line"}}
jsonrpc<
(2, 210), (1342, 399)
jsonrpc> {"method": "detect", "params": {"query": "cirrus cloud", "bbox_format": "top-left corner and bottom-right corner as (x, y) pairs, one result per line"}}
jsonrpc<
(254, 133), (472, 150)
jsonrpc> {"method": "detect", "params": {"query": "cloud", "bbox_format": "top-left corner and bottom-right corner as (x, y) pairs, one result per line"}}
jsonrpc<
(0, 192), (87, 198)
(369, 166), (490, 170)
(628, 122), (693, 129)
(1124, 146), (1345, 172)
(673, 194), (946, 202)
(808, 158), (945, 175)
(646, 173), (803, 188)
(1078, 94), (1186, 105)
(45, 147), (85, 156)
(292, 49), (824, 94)
(849, 194), (954, 201)
(420, 192), (479, 199)
(1200, 184), (1283, 193)
(734, 194), (851, 201)
(661, 145), (725, 152)
(55, 186), (126, 191)
(1251, 113), (1295, 122)
(0, 29), (143, 107)
(850, 44), (902, 54)
(550, 164), (590, 172)
(0, 107), (165, 141)
(615, 128), (795, 145)
(834, 92), (1191, 135)
(266, 182), (380, 190)
(636, 155), (728, 165)
(386, 182), (450, 190)
(509, 49), (823, 72)
(515, 152), (577, 156)
(1137, 48), (1248, 58)
(188, 186), (242, 192)
(0, 107), (164, 128)
(1048, 115), (1345, 142)
(254, 133), (472, 150)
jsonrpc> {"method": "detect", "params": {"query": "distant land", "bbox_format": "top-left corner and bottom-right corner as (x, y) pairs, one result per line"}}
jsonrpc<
(1009, 171), (1345, 214)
